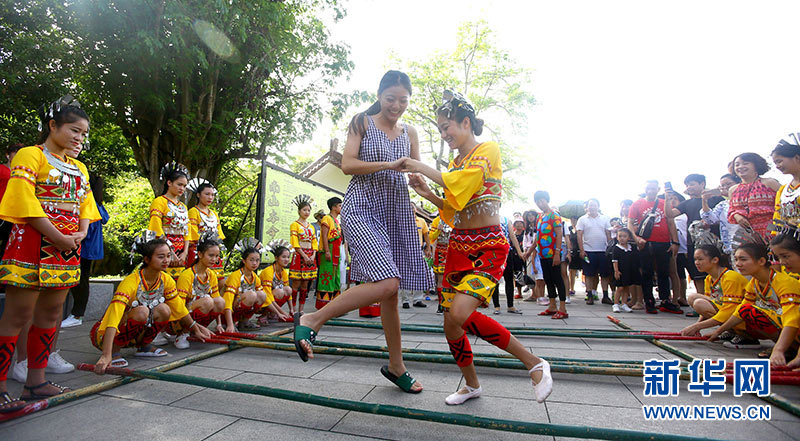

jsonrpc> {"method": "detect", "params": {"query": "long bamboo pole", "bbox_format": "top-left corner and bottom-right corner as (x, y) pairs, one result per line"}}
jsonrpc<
(76, 364), (728, 441)
(0, 328), (291, 422)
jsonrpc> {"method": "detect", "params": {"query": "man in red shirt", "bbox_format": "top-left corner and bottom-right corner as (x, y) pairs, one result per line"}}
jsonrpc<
(627, 180), (682, 314)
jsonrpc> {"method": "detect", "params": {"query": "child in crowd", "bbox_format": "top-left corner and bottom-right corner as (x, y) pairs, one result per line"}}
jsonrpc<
(610, 228), (639, 313)
(91, 233), (212, 373)
(680, 245), (752, 347)
(708, 243), (800, 365)
(222, 239), (268, 332)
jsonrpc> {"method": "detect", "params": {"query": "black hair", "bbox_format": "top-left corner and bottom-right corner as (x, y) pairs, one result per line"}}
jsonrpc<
(136, 238), (169, 261)
(616, 227), (634, 239)
(684, 173), (706, 186)
(437, 101), (484, 137)
(586, 198), (600, 207)
(162, 169), (189, 195)
(37, 103), (89, 145)
(296, 201), (311, 212)
(770, 233), (800, 256)
(522, 210), (537, 234)
(238, 247), (261, 268)
(671, 192), (686, 202)
(89, 175), (104, 205)
(730, 152), (770, 176)
(772, 142), (800, 159)
(720, 173), (741, 184)
(735, 243), (771, 268)
(348, 70), (412, 136)
(271, 246), (291, 261)
(327, 196), (342, 210)
(695, 244), (730, 269)
(197, 237), (221, 255)
(196, 182), (216, 196)
(621, 199), (633, 206)
(6, 143), (23, 156)
(534, 190), (550, 202)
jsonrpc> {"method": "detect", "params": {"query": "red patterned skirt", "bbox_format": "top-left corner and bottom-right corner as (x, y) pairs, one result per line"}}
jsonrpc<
(165, 234), (186, 280)
(289, 248), (317, 280)
(441, 225), (509, 310)
(0, 209), (81, 289)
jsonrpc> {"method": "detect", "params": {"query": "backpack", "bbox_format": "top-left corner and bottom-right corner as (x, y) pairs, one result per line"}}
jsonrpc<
(637, 199), (660, 240)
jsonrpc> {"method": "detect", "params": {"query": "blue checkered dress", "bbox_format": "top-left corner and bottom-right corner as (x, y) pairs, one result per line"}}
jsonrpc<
(341, 116), (432, 291)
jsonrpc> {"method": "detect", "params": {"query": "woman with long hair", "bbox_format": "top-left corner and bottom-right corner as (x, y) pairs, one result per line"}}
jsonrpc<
(186, 180), (226, 283)
(403, 91), (552, 405)
(293, 71), (431, 394)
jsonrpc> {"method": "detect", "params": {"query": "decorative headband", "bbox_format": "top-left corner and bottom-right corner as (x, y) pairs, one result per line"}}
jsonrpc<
(292, 194), (313, 209)
(130, 230), (160, 264)
(438, 90), (475, 119)
(38, 95), (90, 150)
(266, 239), (291, 256)
(160, 162), (190, 182)
(234, 237), (264, 257)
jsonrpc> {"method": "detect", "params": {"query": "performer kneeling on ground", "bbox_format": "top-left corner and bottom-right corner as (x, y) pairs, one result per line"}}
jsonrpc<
(222, 239), (267, 332)
(166, 234), (226, 349)
(259, 240), (294, 322)
(92, 233), (212, 373)
(708, 242), (800, 366)
(679, 245), (751, 346)
(403, 91), (553, 405)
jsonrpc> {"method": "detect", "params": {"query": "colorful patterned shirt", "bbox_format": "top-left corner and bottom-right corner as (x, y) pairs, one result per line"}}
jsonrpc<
(536, 211), (563, 259)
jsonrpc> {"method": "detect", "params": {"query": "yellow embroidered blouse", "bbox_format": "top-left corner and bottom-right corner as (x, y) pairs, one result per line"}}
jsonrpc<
(440, 141), (502, 227)
(0, 145), (100, 224)
(704, 269), (747, 324)
(290, 221), (317, 250)
(259, 264), (290, 305)
(735, 270), (800, 329)
(188, 206), (225, 241)
(97, 271), (186, 339)
(224, 269), (263, 311)
(149, 195), (191, 239)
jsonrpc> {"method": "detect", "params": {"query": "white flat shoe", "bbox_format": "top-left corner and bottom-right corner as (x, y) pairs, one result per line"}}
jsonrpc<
(530, 359), (552, 403)
(445, 386), (482, 405)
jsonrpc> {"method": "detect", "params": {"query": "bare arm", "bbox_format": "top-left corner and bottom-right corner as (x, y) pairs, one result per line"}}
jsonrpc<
(321, 223), (330, 255)
(409, 125), (421, 161)
(508, 224), (524, 256)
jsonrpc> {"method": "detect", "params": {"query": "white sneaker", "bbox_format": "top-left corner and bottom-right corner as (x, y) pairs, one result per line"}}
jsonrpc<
(152, 332), (169, 346)
(445, 386), (482, 405)
(620, 303), (633, 313)
(46, 350), (75, 374)
(11, 359), (27, 383)
(612, 304), (621, 313)
(61, 315), (83, 328)
(565, 296), (571, 304)
(174, 334), (190, 349)
(531, 359), (553, 403)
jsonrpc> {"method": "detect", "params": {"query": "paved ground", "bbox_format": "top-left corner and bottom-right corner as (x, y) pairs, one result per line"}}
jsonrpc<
(2, 288), (799, 440)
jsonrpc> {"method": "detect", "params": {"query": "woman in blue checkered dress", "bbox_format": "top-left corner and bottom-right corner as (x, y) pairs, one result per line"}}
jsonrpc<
(293, 71), (430, 393)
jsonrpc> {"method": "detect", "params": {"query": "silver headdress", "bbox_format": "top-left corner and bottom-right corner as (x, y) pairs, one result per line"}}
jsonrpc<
(38, 95), (90, 150)
(187, 177), (214, 194)
(265, 239), (291, 257)
(198, 230), (227, 251)
(292, 194), (313, 209)
(234, 238), (264, 257)
(776, 133), (800, 149)
(130, 230), (160, 264)
(160, 162), (190, 182)
(438, 90), (475, 118)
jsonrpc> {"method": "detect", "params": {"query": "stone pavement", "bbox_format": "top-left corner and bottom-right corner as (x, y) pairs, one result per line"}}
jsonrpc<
(2, 290), (799, 440)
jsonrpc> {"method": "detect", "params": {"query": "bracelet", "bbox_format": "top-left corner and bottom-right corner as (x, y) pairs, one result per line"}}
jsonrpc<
(189, 320), (198, 330)
(671, 241), (679, 245)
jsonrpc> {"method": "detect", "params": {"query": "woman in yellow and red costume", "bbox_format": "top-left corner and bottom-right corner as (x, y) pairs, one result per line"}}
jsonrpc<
(222, 238), (268, 332)
(148, 162), (193, 280)
(403, 91), (553, 405)
(186, 179), (226, 282)
(289, 194), (318, 314)
(91, 232), (212, 373)
(0, 96), (101, 412)
(316, 197), (343, 309)
(428, 215), (451, 313)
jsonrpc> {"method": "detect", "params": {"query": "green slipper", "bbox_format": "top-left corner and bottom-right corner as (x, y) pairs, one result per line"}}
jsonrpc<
(293, 312), (316, 362)
(380, 365), (422, 394)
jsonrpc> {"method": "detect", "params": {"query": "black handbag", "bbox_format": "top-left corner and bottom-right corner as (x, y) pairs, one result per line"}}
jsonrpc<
(637, 199), (660, 240)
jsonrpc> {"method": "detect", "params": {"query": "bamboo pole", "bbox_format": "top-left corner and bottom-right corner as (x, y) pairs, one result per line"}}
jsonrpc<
(0, 328), (291, 422)
(76, 364), (728, 441)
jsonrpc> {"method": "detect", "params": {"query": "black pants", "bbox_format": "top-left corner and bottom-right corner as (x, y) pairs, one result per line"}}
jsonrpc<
(493, 266), (515, 308)
(541, 257), (566, 301)
(70, 258), (94, 317)
(639, 242), (671, 308)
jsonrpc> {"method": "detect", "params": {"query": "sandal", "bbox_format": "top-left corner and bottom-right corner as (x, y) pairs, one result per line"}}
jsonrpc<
(552, 311), (569, 319)
(757, 348), (772, 359)
(380, 365), (422, 394)
(0, 391), (26, 414)
(538, 309), (557, 316)
(530, 360), (553, 403)
(293, 312), (316, 362)
(239, 320), (260, 330)
(111, 353), (129, 368)
(21, 381), (71, 401)
(134, 344), (169, 357)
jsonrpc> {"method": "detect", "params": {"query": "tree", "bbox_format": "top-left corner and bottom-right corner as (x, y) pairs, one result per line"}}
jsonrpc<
(396, 20), (536, 200)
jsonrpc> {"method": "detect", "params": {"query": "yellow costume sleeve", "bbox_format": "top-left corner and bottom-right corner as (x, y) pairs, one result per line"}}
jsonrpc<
(259, 266), (274, 298)
(213, 209), (225, 239)
(429, 217), (441, 242)
(163, 273), (189, 321)
(98, 272), (138, 334)
(773, 185), (784, 229)
(290, 222), (300, 248)
(148, 196), (168, 236)
(224, 270), (241, 311)
(310, 224), (318, 251)
(74, 160), (101, 223)
(441, 142), (500, 211)
(775, 274), (800, 328)
(187, 207), (200, 242)
(176, 268), (194, 303)
(711, 272), (747, 323)
(209, 271), (220, 298)
(703, 276), (711, 295)
(0, 146), (46, 223)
